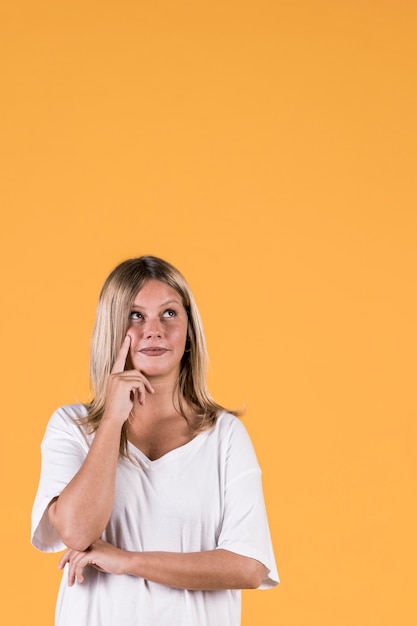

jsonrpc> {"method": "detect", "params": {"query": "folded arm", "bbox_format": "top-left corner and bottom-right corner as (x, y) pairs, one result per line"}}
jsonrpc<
(59, 539), (267, 590)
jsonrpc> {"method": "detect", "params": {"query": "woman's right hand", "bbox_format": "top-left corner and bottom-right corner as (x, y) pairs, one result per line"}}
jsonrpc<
(102, 335), (155, 426)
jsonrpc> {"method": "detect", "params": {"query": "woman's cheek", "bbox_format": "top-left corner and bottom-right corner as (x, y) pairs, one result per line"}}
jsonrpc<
(126, 326), (139, 342)
(125, 328), (140, 358)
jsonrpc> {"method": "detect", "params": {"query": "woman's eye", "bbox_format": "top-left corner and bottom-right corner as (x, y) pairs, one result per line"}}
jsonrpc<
(163, 309), (177, 318)
(129, 311), (143, 320)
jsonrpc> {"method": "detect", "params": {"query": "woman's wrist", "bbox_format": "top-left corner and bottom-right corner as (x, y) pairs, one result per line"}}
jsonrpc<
(122, 550), (142, 577)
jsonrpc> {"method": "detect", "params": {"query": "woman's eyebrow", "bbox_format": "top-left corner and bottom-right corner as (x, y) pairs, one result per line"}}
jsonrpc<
(131, 298), (181, 309)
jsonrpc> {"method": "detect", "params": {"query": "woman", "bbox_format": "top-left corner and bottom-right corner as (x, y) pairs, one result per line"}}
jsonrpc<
(32, 255), (278, 626)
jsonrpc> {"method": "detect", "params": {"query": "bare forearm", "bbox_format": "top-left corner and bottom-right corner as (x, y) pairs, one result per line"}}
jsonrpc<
(49, 419), (122, 551)
(60, 540), (267, 589)
(125, 549), (265, 590)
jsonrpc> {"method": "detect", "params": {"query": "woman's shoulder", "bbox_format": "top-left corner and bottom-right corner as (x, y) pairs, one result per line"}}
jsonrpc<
(213, 412), (261, 473)
(49, 403), (89, 423)
(43, 403), (90, 440)
(215, 410), (239, 429)
(214, 411), (254, 445)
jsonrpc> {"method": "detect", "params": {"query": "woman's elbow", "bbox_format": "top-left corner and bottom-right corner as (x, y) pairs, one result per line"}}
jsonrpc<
(244, 559), (267, 589)
(48, 500), (92, 552)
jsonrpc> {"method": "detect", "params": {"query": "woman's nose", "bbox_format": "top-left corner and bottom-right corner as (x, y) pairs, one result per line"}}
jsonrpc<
(145, 319), (162, 338)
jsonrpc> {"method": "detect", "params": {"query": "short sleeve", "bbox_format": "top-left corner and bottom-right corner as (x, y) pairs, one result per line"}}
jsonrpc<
(31, 405), (89, 553)
(216, 418), (279, 589)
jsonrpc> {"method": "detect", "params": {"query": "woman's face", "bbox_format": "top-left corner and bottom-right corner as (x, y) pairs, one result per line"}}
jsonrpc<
(126, 279), (188, 380)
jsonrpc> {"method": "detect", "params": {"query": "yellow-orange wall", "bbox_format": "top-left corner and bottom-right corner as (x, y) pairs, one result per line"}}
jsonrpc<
(1, 1), (416, 624)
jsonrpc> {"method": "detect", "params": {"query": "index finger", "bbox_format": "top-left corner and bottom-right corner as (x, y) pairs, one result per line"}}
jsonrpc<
(111, 335), (131, 374)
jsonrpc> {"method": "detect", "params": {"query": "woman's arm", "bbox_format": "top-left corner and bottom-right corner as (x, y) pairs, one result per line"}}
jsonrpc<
(48, 418), (122, 551)
(48, 337), (154, 551)
(59, 539), (267, 590)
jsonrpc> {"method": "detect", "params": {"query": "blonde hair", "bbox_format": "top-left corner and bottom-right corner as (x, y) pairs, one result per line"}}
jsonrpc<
(83, 256), (237, 457)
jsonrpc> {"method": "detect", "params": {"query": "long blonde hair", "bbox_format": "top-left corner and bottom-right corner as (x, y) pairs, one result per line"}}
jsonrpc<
(83, 256), (237, 457)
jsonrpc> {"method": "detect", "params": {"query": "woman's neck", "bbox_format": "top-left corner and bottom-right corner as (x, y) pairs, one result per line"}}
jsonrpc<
(129, 376), (183, 424)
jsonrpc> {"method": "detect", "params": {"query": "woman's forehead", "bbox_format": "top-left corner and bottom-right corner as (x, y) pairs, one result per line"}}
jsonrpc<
(132, 279), (184, 306)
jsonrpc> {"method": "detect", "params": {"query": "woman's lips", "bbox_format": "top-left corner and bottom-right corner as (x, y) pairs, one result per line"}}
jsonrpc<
(139, 348), (168, 356)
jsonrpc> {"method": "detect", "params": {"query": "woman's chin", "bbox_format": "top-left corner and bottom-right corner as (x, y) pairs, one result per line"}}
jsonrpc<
(136, 362), (180, 383)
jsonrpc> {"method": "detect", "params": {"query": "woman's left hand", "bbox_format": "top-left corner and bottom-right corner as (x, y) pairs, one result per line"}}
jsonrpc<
(58, 539), (130, 586)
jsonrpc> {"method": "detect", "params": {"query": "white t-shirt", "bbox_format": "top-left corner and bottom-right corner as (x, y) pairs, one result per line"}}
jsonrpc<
(31, 404), (279, 626)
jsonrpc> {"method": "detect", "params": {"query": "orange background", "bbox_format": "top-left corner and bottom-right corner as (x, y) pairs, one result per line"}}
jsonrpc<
(1, 1), (416, 624)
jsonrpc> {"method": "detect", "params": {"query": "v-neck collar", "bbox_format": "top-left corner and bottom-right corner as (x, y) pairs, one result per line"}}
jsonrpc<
(126, 426), (212, 469)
